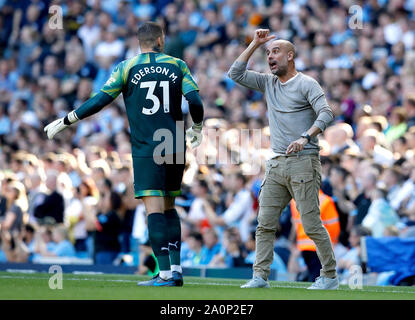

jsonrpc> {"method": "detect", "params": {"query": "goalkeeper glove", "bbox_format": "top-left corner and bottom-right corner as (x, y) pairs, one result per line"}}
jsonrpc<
(44, 110), (79, 139)
(186, 122), (203, 149)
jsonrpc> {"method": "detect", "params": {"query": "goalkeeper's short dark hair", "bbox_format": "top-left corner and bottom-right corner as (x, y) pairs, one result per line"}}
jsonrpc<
(137, 22), (163, 48)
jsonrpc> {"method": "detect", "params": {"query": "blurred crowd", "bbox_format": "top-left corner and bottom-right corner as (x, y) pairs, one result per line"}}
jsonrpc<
(0, 0), (415, 283)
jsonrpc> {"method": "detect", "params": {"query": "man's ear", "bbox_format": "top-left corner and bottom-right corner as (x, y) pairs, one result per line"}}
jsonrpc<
(157, 35), (164, 47)
(288, 50), (294, 61)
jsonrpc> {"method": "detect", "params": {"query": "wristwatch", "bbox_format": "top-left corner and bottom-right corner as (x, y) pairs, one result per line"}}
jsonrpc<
(301, 132), (311, 143)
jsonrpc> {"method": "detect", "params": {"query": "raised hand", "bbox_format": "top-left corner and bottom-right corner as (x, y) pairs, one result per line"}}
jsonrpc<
(253, 29), (276, 47)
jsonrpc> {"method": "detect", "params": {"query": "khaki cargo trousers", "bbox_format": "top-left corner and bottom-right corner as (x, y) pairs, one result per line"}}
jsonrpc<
(254, 154), (337, 280)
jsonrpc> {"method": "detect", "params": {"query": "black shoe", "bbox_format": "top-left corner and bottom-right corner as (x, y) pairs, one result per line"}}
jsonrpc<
(172, 271), (183, 287)
(137, 274), (176, 287)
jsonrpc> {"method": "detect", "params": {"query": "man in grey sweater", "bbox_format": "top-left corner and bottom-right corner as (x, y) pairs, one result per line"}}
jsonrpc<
(228, 29), (338, 290)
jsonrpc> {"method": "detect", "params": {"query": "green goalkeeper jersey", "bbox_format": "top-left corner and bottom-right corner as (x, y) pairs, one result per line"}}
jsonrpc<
(101, 52), (199, 158)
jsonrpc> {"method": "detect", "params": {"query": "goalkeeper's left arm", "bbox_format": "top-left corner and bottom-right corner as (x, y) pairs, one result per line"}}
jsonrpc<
(185, 90), (204, 149)
(44, 91), (114, 139)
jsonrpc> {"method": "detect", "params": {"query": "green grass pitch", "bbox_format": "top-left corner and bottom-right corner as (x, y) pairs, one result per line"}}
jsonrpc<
(0, 271), (414, 300)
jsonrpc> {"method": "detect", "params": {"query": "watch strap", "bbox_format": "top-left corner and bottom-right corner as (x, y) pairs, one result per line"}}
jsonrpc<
(301, 132), (311, 142)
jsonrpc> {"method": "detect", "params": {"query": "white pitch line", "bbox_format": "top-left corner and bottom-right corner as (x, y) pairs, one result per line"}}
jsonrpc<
(189, 281), (415, 294)
(0, 275), (414, 295)
(0, 275), (137, 283)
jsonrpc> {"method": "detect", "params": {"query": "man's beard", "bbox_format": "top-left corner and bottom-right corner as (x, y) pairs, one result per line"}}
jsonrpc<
(272, 65), (288, 77)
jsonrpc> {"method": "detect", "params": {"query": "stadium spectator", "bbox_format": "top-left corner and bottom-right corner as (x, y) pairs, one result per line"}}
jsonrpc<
(34, 225), (76, 259)
(0, 225), (33, 263)
(324, 122), (358, 155)
(181, 231), (204, 267)
(400, 195), (415, 239)
(0, 59), (15, 100)
(95, 27), (124, 65)
(77, 11), (100, 63)
(21, 223), (36, 261)
(133, 0), (156, 21)
(33, 225), (56, 260)
(0, 181), (24, 237)
(393, 165), (415, 213)
(209, 227), (248, 268)
(362, 188), (400, 238)
(0, 177), (10, 219)
(358, 129), (395, 167)
(328, 166), (355, 246)
(199, 228), (221, 266)
(381, 167), (407, 211)
(0, 180), (28, 263)
(385, 107), (407, 144)
(33, 170), (65, 224)
(0, 105), (10, 136)
(350, 168), (379, 227)
(391, 135), (408, 157)
(181, 178), (211, 231)
(203, 172), (255, 242)
(86, 191), (123, 265)
(337, 225), (372, 279)
(65, 178), (98, 255)
(26, 171), (46, 225)
(404, 94), (415, 129)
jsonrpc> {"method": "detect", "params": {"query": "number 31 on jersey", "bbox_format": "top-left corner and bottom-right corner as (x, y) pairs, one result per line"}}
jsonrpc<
(141, 81), (170, 115)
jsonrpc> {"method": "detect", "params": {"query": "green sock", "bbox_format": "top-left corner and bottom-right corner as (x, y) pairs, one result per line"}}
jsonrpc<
(164, 208), (181, 266)
(147, 212), (170, 271)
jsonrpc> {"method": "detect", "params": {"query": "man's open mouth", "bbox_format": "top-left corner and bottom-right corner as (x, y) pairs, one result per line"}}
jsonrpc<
(269, 61), (278, 68)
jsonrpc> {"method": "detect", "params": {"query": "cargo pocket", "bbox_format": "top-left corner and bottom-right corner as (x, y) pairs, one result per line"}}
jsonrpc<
(264, 160), (272, 176)
(258, 177), (266, 201)
(291, 174), (314, 201)
(259, 160), (278, 201)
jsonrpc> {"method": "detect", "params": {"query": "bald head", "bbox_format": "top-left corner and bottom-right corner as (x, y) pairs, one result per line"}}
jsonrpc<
(266, 39), (296, 58)
(265, 39), (296, 77)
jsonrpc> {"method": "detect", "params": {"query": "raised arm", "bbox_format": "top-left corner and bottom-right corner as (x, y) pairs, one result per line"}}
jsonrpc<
(227, 29), (275, 92)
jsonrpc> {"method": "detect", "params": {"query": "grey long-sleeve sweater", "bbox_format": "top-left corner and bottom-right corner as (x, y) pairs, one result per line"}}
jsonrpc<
(228, 61), (334, 156)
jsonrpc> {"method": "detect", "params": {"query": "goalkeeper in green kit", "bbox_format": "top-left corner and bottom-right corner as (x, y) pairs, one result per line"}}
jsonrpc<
(44, 22), (204, 287)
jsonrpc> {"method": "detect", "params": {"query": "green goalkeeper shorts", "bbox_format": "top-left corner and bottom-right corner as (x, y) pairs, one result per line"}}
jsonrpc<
(132, 155), (185, 198)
